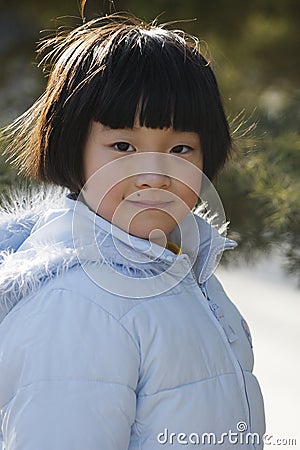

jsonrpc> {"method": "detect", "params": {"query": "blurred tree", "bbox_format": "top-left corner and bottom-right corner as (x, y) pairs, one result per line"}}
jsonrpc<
(0, 134), (16, 193)
(216, 94), (300, 282)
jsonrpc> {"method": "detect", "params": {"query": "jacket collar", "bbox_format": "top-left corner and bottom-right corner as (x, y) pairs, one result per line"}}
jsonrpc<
(2, 189), (237, 286)
(68, 195), (237, 284)
(0, 186), (237, 322)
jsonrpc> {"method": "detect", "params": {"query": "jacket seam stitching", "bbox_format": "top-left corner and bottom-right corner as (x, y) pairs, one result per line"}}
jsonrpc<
(118, 290), (184, 321)
(18, 378), (136, 391)
(138, 371), (240, 397)
(49, 288), (141, 357)
(0, 378), (136, 411)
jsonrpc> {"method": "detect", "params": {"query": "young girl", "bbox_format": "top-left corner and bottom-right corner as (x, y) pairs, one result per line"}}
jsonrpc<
(0, 13), (265, 449)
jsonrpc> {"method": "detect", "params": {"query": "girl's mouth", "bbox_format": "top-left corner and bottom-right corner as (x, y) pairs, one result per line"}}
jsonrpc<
(126, 199), (174, 209)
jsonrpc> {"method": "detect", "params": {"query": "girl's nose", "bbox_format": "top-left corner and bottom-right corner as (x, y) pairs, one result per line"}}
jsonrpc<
(134, 172), (171, 189)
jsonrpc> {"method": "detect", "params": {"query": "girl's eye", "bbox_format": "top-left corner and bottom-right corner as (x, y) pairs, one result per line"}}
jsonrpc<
(170, 145), (192, 154)
(114, 142), (135, 152)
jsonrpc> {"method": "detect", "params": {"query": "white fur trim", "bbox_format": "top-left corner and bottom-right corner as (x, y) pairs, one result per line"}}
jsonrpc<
(0, 183), (68, 227)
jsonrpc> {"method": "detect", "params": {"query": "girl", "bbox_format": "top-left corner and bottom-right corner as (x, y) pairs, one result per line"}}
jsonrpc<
(0, 13), (265, 449)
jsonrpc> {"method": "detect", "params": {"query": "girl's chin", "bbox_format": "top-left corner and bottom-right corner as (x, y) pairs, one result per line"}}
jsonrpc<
(128, 217), (176, 236)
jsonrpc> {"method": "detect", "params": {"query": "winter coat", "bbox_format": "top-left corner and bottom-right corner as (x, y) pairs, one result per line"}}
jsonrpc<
(0, 186), (265, 449)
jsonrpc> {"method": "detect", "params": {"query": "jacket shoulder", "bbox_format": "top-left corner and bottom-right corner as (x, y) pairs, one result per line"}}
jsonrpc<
(0, 185), (67, 252)
(0, 279), (140, 408)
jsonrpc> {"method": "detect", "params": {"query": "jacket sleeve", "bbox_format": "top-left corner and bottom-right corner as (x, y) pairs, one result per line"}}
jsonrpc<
(0, 287), (139, 450)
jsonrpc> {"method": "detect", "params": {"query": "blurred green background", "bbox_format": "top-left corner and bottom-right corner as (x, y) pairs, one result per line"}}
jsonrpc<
(0, 0), (299, 282)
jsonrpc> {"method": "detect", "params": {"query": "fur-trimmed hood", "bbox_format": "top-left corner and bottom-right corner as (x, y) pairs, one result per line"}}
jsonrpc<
(0, 185), (237, 323)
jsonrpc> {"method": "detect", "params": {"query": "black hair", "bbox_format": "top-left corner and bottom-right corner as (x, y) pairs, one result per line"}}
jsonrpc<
(3, 13), (231, 192)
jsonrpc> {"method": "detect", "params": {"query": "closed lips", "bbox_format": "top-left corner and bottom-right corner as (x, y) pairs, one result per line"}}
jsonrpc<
(126, 199), (174, 206)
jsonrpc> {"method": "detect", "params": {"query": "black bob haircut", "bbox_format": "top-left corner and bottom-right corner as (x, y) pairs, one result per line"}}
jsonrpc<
(5, 13), (232, 193)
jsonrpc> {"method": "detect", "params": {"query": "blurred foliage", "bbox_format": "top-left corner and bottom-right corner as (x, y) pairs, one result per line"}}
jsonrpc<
(0, 0), (299, 282)
(0, 133), (17, 193)
(216, 94), (300, 282)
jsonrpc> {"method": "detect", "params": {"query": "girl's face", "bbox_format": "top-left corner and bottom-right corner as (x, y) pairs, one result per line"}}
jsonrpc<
(82, 121), (203, 245)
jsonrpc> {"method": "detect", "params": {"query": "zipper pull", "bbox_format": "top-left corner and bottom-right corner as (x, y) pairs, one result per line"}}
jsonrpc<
(201, 283), (238, 344)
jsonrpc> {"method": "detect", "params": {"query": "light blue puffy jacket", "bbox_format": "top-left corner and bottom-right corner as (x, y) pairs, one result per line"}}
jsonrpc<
(0, 187), (265, 449)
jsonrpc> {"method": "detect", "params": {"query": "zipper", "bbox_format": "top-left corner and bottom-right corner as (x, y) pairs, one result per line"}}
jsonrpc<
(200, 281), (238, 344)
(196, 278), (255, 448)
(169, 254), (257, 447)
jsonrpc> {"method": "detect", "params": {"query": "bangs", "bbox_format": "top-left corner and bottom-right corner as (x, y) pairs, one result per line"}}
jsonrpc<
(89, 29), (210, 132)
(10, 16), (231, 191)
